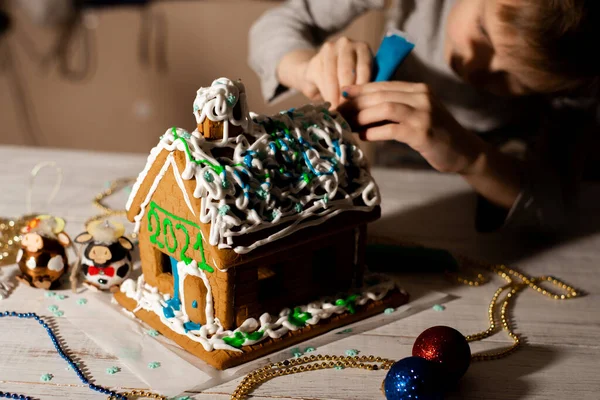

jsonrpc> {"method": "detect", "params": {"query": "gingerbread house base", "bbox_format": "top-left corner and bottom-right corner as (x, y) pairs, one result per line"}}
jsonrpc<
(114, 288), (409, 370)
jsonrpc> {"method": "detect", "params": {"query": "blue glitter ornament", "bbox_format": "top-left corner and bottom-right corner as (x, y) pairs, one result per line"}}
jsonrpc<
(383, 356), (445, 400)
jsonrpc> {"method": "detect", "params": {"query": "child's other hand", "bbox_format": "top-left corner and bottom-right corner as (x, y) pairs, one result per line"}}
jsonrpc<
(296, 37), (372, 108)
(338, 82), (484, 174)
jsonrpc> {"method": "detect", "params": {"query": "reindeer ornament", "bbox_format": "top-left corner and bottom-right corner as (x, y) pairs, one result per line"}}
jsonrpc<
(16, 215), (72, 289)
(73, 220), (134, 292)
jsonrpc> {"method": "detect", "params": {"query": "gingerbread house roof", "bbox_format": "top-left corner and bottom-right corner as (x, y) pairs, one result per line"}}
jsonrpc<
(126, 78), (381, 262)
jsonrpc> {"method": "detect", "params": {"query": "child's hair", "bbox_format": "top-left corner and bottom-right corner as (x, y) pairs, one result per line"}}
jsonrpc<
(499, 0), (599, 96)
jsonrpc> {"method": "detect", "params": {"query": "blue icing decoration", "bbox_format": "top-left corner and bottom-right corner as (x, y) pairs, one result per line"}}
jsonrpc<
(163, 306), (175, 319)
(167, 256), (182, 311)
(183, 321), (202, 332)
(165, 298), (181, 311)
(192, 300), (198, 308)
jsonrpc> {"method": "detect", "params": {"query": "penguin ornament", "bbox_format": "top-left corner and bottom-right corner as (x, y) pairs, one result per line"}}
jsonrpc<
(74, 220), (134, 292)
(16, 215), (71, 289)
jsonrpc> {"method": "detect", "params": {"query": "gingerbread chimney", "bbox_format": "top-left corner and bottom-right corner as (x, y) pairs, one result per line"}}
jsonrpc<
(197, 88), (245, 140)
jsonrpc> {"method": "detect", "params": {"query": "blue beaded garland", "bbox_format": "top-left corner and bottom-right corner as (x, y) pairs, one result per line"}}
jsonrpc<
(0, 311), (123, 399)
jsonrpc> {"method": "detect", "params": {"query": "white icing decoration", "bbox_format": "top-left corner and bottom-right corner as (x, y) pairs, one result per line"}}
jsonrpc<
(120, 272), (395, 352)
(126, 77), (380, 256)
(16, 249), (23, 263)
(47, 255), (64, 272)
(26, 256), (36, 270)
(133, 153), (175, 234)
(171, 154), (196, 217)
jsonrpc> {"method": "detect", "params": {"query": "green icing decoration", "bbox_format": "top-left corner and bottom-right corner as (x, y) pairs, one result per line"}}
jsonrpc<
(175, 223), (192, 265)
(171, 127), (224, 175)
(335, 294), (358, 314)
(147, 201), (214, 273)
(223, 332), (245, 348)
(223, 330), (265, 348)
(287, 307), (312, 327)
(163, 217), (178, 253)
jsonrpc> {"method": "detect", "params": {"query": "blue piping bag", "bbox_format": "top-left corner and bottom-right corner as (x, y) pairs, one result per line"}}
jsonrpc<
(372, 28), (415, 82)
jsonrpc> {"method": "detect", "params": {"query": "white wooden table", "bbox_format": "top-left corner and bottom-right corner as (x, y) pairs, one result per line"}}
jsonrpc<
(1, 144), (599, 399)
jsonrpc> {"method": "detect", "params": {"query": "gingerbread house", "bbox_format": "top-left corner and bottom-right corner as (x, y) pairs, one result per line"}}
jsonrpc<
(114, 78), (408, 369)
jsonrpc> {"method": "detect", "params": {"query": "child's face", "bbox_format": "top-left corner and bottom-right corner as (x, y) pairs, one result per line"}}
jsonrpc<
(444, 0), (536, 97)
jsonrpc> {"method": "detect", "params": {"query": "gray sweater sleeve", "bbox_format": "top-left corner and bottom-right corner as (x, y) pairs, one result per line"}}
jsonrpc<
(248, 0), (385, 103)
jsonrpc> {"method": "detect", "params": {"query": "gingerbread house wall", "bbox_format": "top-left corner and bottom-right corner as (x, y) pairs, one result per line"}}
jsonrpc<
(231, 224), (368, 326)
(136, 151), (234, 328)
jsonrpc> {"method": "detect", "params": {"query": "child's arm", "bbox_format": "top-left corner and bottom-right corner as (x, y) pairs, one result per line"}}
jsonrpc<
(339, 82), (596, 233)
(248, 0), (387, 107)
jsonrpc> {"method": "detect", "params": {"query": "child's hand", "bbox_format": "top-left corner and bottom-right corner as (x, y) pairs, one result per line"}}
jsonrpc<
(279, 37), (372, 108)
(339, 82), (484, 174)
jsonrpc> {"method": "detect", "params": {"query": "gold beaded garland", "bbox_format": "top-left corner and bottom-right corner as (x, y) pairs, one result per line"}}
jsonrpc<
(85, 177), (138, 240)
(107, 390), (167, 400)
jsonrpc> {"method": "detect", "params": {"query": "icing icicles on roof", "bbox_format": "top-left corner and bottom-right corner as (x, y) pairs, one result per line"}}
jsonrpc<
(127, 77), (380, 254)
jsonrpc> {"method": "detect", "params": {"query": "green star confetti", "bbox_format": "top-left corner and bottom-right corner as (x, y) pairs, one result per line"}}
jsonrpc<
(148, 361), (161, 369)
(147, 329), (160, 337)
(40, 373), (53, 382)
(218, 205), (230, 216)
(47, 305), (59, 312)
(345, 349), (359, 356)
(336, 328), (353, 334)
(53, 311), (64, 317)
(44, 291), (56, 298)
(384, 307), (395, 314)
(106, 366), (121, 375)
(433, 304), (446, 311)
(291, 347), (303, 358)
(334, 365), (344, 370)
(304, 347), (316, 353)
(56, 294), (66, 300)
(77, 298), (88, 305)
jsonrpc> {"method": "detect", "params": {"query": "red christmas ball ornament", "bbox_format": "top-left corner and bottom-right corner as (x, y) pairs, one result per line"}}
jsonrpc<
(412, 326), (471, 387)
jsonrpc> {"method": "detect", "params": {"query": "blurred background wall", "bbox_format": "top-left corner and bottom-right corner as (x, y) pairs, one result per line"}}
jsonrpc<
(0, 0), (386, 156)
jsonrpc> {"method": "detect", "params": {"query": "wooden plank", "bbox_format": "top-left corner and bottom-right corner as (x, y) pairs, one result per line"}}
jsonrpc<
(1, 146), (600, 399)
